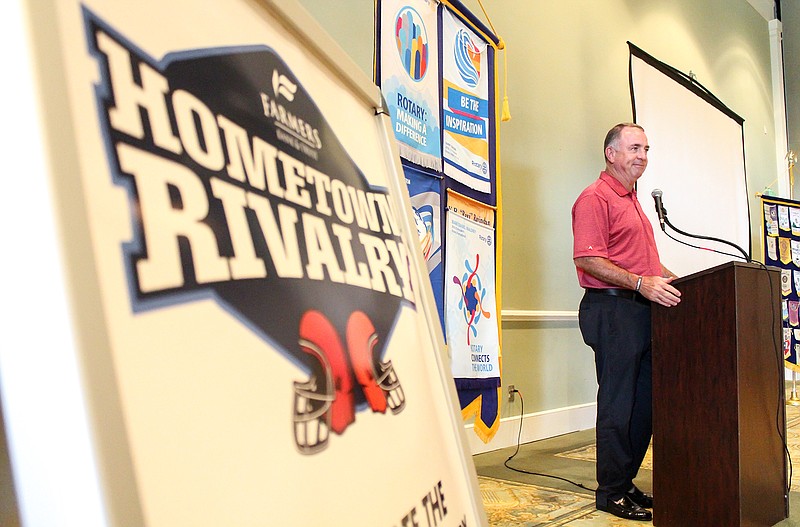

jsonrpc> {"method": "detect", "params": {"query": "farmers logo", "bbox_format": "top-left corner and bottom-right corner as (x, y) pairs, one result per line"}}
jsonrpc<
(86, 10), (412, 454)
(260, 69), (323, 159)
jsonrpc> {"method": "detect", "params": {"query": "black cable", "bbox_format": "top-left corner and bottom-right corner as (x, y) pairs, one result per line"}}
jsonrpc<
(662, 209), (750, 262)
(652, 199), (750, 261)
(751, 259), (794, 497)
(503, 389), (596, 493)
(661, 228), (746, 262)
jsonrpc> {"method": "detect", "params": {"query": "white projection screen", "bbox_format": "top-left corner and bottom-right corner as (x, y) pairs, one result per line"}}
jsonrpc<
(629, 42), (751, 277)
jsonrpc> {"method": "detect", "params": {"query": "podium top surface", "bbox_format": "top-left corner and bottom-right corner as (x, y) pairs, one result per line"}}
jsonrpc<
(672, 260), (777, 286)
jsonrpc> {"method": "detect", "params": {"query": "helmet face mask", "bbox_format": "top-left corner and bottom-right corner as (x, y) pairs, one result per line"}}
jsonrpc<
(375, 359), (405, 414)
(292, 374), (333, 455)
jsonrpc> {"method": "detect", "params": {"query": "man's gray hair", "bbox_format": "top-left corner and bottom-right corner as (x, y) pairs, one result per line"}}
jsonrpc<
(604, 123), (645, 160)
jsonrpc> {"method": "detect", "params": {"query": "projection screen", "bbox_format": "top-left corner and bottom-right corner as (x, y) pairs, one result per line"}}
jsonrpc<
(629, 42), (751, 277)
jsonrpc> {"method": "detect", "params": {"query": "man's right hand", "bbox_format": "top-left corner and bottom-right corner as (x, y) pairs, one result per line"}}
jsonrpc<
(639, 275), (681, 307)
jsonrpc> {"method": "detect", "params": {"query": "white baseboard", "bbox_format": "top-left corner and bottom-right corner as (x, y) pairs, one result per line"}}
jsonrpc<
(464, 403), (597, 455)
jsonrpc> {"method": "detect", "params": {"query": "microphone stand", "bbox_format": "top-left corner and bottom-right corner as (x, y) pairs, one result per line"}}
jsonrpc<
(661, 209), (751, 262)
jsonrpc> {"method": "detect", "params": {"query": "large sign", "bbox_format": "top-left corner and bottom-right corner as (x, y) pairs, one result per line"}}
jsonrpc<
(91, 19), (412, 453)
(5, 1), (487, 525)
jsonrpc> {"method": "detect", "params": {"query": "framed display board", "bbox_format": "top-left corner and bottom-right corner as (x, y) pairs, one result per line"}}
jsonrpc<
(630, 43), (750, 276)
(761, 195), (800, 372)
(0, 1), (487, 525)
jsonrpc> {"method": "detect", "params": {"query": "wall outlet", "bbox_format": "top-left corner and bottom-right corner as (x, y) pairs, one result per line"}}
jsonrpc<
(507, 384), (515, 402)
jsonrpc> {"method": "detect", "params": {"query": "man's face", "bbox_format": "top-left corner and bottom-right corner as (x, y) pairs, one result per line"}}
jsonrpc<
(607, 127), (649, 185)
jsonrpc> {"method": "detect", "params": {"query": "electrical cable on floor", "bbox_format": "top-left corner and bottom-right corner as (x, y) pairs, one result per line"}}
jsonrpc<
(503, 389), (596, 493)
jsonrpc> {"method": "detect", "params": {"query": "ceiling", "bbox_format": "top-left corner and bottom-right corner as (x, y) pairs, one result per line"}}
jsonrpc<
(747, 0), (776, 20)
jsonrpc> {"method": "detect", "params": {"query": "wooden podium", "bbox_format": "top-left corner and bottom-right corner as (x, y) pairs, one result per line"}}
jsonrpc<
(651, 261), (787, 527)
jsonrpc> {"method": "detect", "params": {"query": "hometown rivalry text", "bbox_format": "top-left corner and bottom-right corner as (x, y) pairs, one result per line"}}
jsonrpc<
(96, 30), (415, 302)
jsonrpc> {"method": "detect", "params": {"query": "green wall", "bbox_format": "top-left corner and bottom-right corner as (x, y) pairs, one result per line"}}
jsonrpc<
(784, 0), (800, 190)
(297, 0), (777, 429)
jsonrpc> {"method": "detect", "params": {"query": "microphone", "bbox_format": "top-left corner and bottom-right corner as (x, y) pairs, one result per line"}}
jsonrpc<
(651, 189), (666, 231)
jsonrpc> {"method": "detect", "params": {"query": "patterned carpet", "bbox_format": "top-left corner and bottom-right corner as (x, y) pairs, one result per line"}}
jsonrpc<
(478, 403), (800, 526)
(788, 403), (800, 490)
(555, 442), (652, 472)
(479, 477), (595, 526)
(479, 475), (654, 526)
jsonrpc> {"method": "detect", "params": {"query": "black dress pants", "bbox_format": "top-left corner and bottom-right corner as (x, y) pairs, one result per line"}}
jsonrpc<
(578, 290), (652, 507)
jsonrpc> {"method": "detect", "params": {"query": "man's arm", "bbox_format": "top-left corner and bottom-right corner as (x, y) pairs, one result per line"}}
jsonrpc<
(575, 256), (681, 307)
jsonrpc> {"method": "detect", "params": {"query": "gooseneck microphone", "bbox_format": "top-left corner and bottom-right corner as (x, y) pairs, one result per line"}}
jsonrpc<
(652, 189), (751, 262)
(651, 189), (666, 231)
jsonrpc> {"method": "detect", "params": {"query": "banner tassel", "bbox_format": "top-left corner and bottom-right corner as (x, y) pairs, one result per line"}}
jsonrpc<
(497, 38), (510, 121)
(476, 0), (511, 122)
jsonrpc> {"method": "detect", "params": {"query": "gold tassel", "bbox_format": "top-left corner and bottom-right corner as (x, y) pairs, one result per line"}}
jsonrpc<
(498, 38), (510, 122)
(476, 1), (510, 122)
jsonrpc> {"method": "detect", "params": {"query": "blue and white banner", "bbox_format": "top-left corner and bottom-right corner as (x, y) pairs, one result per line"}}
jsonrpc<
(404, 164), (445, 333)
(444, 195), (499, 384)
(378, 0), (442, 170)
(441, 8), (492, 194)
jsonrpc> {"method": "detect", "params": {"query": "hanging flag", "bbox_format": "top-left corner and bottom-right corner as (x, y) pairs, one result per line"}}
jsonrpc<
(791, 207), (800, 235)
(445, 192), (498, 383)
(445, 191), (500, 441)
(766, 203), (779, 236)
(780, 205), (791, 231)
(441, 8), (492, 194)
(793, 240), (800, 267)
(377, 0), (442, 170)
(768, 236), (778, 260)
(781, 238), (793, 265)
(404, 164), (446, 333)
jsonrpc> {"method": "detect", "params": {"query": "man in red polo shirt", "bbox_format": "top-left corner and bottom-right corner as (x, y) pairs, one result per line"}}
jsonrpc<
(572, 123), (681, 522)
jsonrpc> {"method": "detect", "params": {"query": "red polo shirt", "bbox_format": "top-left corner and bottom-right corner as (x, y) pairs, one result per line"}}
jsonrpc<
(572, 171), (663, 289)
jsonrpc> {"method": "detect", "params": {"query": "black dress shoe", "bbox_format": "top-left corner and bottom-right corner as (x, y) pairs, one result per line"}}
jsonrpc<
(627, 486), (654, 509)
(597, 495), (653, 521)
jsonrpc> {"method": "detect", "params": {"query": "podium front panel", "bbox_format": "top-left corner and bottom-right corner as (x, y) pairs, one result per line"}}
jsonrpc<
(652, 262), (786, 527)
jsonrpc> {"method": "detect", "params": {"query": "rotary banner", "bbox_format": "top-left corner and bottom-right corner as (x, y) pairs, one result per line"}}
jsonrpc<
(441, 7), (492, 195)
(378, 0), (442, 171)
(404, 164), (445, 333)
(445, 191), (500, 442)
(445, 192), (499, 384)
(762, 195), (800, 371)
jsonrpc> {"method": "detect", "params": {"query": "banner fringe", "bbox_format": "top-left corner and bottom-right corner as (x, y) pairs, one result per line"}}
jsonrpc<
(399, 143), (443, 172)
